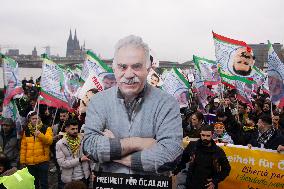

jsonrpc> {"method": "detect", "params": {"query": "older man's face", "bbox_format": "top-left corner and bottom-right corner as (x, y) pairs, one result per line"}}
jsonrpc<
(233, 47), (254, 74)
(114, 45), (149, 98)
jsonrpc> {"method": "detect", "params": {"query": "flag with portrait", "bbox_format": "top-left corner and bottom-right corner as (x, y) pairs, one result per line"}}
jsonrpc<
(78, 51), (115, 99)
(193, 55), (220, 86)
(267, 41), (284, 107)
(161, 68), (191, 108)
(39, 55), (73, 111)
(193, 60), (215, 110)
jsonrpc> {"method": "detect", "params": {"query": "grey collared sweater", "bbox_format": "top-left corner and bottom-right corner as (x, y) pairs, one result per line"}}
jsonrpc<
(83, 85), (183, 174)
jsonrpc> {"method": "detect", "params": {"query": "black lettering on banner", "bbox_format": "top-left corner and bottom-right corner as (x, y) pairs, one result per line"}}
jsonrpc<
(93, 172), (172, 189)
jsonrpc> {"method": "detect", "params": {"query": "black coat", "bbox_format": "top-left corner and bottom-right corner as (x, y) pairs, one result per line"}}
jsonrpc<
(175, 139), (231, 189)
(249, 131), (284, 150)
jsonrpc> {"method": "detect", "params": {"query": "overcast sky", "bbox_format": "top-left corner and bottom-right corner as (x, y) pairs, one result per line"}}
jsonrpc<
(0, 0), (283, 63)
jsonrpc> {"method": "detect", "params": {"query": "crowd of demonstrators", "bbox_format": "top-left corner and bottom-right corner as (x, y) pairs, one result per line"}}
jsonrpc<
(0, 35), (284, 189)
(174, 88), (284, 188)
(181, 88), (284, 149)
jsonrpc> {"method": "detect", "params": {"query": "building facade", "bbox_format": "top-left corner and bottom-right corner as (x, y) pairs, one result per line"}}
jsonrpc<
(249, 43), (284, 70)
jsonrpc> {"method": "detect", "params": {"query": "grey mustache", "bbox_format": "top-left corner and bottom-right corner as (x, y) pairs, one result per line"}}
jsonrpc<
(120, 77), (140, 84)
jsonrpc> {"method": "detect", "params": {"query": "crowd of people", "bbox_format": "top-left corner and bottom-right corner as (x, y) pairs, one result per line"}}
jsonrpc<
(0, 35), (283, 189)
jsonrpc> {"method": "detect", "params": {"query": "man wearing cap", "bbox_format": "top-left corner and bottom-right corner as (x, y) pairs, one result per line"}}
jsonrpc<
(209, 98), (220, 114)
(0, 118), (19, 168)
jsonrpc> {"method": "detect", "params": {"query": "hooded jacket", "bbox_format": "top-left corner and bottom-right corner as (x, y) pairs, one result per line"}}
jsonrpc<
(175, 139), (231, 189)
(20, 124), (53, 165)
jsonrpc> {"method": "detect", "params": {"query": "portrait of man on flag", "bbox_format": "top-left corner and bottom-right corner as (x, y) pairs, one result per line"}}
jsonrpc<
(268, 70), (284, 103)
(228, 46), (255, 77)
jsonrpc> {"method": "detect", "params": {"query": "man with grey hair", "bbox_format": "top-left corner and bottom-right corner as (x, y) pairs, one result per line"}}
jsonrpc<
(83, 35), (183, 174)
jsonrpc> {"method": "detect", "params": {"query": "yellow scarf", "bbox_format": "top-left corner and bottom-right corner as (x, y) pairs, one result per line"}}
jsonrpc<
(64, 134), (81, 155)
(27, 121), (43, 136)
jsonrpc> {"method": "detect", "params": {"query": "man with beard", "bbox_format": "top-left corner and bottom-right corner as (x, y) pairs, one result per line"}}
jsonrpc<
(262, 102), (271, 116)
(248, 114), (284, 150)
(56, 119), (91, 189)
(83, 35), (183, 174)
(175, 125), (231, 189)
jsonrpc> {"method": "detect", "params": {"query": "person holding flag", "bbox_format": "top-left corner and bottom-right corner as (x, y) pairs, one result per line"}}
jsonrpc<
(20, 111), (53, 189)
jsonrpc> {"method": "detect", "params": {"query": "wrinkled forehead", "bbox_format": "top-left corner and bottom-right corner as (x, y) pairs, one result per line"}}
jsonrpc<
(116, 45), (147, 64)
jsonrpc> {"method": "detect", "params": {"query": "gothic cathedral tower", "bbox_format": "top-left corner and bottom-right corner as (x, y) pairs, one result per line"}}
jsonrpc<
(66, 29), (81, 57)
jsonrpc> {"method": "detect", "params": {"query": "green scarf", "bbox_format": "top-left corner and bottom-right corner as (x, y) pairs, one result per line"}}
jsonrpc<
(64, 134), (81, 155)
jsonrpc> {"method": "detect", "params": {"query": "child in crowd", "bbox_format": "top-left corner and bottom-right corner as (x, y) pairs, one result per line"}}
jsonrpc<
(213, 122), (234, 144)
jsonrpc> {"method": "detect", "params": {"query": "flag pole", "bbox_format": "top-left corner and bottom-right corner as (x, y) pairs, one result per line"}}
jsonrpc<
(51, 107), (59, 128)
(271, 101), (274, 124)
(220, 83), (226, 112)
(235, 94), (240, 123)
(35, 99), (40, 131)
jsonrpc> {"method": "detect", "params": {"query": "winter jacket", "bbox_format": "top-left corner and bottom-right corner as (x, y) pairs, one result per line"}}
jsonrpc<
(56, 134), (91, 183)
(175, 139), (231, 189)
(0, 128), (19, 167)
(249, 131), (284, 150)
(20, 125), (53, 165)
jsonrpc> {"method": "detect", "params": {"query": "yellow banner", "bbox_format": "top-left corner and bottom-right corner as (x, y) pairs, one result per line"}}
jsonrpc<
(219, 145), (284, 189)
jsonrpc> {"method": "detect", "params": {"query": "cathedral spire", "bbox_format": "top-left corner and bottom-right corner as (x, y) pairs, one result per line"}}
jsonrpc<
(68, 29), (72, 41)
(74, 29), (78, 42)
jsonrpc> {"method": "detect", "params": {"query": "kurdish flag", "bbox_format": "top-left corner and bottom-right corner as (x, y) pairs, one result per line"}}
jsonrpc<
(78, 51), (115, 99)
(267, 41), (284, 107)
(212, 32), (263, 84)
(1, 53), (23, 106)
(80, 51), (113, 83)
(161, 68), (191, 108)
(193, 61), (215, 110)
(58, 64), (81, 107)
(2, 100), (18, 121)
(193, 55), (220, 86)
(213, 32), (266, 105)
(39, 55), (73, 111)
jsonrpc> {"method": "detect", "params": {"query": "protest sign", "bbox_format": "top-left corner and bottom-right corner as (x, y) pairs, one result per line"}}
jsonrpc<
(94, 172), (172, 189)
(219, 145), (284, 189)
